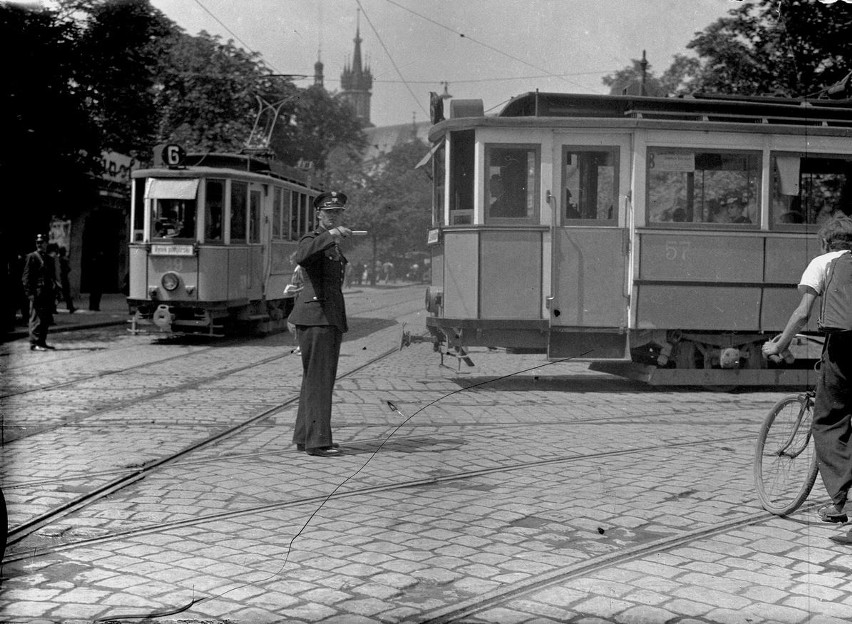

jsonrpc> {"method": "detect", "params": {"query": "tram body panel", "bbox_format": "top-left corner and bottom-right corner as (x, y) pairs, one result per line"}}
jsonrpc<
(480, 229), (543, 319)
(442, 230), (478, 318)
(196, 247), (229, 301)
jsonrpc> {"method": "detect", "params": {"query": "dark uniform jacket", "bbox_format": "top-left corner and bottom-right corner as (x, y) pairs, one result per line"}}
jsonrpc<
(288, 228), (348, 333)
(22, 251), (56, 303)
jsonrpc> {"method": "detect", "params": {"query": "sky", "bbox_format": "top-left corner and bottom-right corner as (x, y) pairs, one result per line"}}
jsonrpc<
(22, 0), (743, 128)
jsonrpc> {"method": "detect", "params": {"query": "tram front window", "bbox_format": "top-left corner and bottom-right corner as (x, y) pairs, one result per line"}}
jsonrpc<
(647, 148), (760, 226)
(152, 198), (196, 239)
(485, 145), (539, 223)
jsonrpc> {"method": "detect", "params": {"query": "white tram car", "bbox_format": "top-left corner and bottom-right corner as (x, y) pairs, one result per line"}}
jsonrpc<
(128, 146), (320, 335)
(422, 92), (852, 385)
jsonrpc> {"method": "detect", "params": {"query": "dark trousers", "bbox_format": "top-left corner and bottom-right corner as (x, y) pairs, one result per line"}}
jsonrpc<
(28, 299), (53, 346)
(813, 333), (852, 509)
(293, 325), (342, 451)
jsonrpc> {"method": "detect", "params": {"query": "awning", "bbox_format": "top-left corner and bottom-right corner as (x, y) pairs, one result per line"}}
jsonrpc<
(145, 178), (199, 200)
(415, 142), (443, 169)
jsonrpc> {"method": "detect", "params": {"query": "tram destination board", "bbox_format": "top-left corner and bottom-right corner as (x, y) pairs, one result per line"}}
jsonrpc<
(150, 244), (195, 256)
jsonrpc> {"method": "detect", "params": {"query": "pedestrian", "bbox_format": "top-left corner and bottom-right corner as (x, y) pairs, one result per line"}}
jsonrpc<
(762, 215), (852, 542)
(56, 246), (76, 313)
(21, 234), (56, 351)
(288, 191), (352, 458)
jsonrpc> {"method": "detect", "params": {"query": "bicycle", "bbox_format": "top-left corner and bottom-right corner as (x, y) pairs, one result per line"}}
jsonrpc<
(754, 388), (819, 515)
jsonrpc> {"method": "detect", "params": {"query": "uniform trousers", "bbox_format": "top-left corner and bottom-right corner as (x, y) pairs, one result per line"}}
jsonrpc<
(28, 298), (53, 346)
(813, 332), (852, 509)
(293, 325), (343, 451)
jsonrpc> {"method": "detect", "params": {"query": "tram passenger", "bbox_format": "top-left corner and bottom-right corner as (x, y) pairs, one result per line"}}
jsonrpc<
(289, 191), (352, 458)
(762, 215), (852, 542)
(488, 174), (519, 218)
(21, 234), (56, 351)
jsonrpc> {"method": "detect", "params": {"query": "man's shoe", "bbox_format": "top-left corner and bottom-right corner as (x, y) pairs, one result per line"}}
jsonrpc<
(31, 345), (48, 352)
(818, 503), (848, 524)
(305, 448), (341, 457)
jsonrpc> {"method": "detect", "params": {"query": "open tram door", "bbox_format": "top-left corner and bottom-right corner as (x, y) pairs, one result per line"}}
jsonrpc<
(547, 139), (632, 361)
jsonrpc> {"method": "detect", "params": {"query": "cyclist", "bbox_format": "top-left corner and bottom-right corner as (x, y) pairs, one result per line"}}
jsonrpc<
(762, 215), (852, 542)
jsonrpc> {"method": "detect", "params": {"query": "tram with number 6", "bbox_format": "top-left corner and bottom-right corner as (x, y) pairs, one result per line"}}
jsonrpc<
(127, 144), (321, 335)
(419, 92), (852, 385)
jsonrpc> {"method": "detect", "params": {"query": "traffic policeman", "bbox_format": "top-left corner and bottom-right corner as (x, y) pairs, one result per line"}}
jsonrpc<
(289, 191), (352, 457)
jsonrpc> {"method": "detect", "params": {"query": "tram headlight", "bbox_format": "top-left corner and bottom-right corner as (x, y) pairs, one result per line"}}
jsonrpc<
(161, 272), (180, 292)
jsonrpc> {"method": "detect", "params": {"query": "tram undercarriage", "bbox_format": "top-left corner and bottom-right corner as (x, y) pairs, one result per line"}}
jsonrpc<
(418, 318), (821, 386)
(128, 298), (294, 337)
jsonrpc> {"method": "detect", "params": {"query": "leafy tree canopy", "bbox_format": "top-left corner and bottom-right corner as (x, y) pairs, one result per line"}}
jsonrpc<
(604, 0), (852, 99)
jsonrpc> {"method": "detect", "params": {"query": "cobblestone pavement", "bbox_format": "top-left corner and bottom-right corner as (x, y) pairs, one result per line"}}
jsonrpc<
(2, 287), (852, 623)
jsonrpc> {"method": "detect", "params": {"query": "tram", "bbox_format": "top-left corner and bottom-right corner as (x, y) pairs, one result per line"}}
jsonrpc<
(421, 92), (852, 385)
(127, 145), (320, 335)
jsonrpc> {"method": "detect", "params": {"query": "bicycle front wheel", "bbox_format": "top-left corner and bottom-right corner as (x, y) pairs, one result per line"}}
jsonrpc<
(754, 394), (819, 516)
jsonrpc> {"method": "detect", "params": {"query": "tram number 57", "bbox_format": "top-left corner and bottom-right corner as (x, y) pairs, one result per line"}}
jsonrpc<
(665, 240), (691, 261)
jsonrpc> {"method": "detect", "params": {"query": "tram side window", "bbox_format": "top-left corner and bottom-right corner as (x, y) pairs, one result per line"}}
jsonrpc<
(230, 181), (247, 243)
(433, 143), (445, 227)
(647, 148), (760, 226)
(249, 189), (261, 243)
(273, 187), (283, 239)
(205, 179), (224, 241)
(290, 192), (300, 240)
(771, 154), (852, 227)
(562, 148), (618, 223)
(485, 145), (540, 223)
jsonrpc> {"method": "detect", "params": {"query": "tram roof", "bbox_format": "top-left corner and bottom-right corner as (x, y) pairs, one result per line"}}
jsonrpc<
(499, 91), (852, 126)
(132, 152), (318, 189)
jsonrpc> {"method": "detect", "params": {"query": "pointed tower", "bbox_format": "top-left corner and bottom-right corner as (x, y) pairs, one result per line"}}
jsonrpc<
(314, 51), (324, 88)
(339, 10), (373, 127)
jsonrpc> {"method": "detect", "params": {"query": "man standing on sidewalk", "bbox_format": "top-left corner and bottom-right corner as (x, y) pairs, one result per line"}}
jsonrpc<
(289, 191), (352, 458)
(22, 234), (56, 351)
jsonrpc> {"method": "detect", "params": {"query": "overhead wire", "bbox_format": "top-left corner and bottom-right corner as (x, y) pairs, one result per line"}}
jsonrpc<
(378, 0), (591, 90)
(355, 0), (428, 116)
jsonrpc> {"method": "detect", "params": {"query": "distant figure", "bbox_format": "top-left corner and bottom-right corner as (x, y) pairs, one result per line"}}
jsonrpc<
(382, 261), (394, 284)
(671, 208), (687, 222)
(57, 247), (76, 313)
(21, 234), (56, 351)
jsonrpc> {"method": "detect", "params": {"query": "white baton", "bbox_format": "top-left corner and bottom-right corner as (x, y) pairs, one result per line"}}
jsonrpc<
(351, 231), (368, 236)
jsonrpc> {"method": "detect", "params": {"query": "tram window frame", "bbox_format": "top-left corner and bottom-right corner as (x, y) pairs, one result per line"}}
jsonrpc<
(132, 178), (145, 242)
(204, 179), (224, 243)
(449, 130), (475, 225)
(646, 147), (761, 228)
(230, 180), (248, 243)
(433, 142), (445, 227)
(150, 198), (197, 240)
(770, 152), (852, 230)
(560, 146), (618, 225)
(484, 144), (541, 225)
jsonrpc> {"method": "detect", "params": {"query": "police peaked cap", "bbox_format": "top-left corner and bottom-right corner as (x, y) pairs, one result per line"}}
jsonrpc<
(35, 234), (47, 243)
(313, 191), (347, 210)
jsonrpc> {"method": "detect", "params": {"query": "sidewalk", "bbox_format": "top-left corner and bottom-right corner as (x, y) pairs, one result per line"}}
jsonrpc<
(2, 293), (130, 343)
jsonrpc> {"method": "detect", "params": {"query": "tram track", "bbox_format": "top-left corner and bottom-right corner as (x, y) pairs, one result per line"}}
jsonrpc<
(4, 432), (756, 561)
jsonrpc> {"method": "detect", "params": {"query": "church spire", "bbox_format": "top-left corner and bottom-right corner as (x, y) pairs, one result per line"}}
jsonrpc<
(339, 8), (373, 127)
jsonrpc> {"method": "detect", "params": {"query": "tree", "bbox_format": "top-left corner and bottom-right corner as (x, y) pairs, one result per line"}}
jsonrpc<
(685, 0), (852, 98)
(271, 85), (366, 170)
(70, 0), (177, 157)
(155, 30), (280, 152)
(325, 138), (432, 284)
(604, 1), (852, 99)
